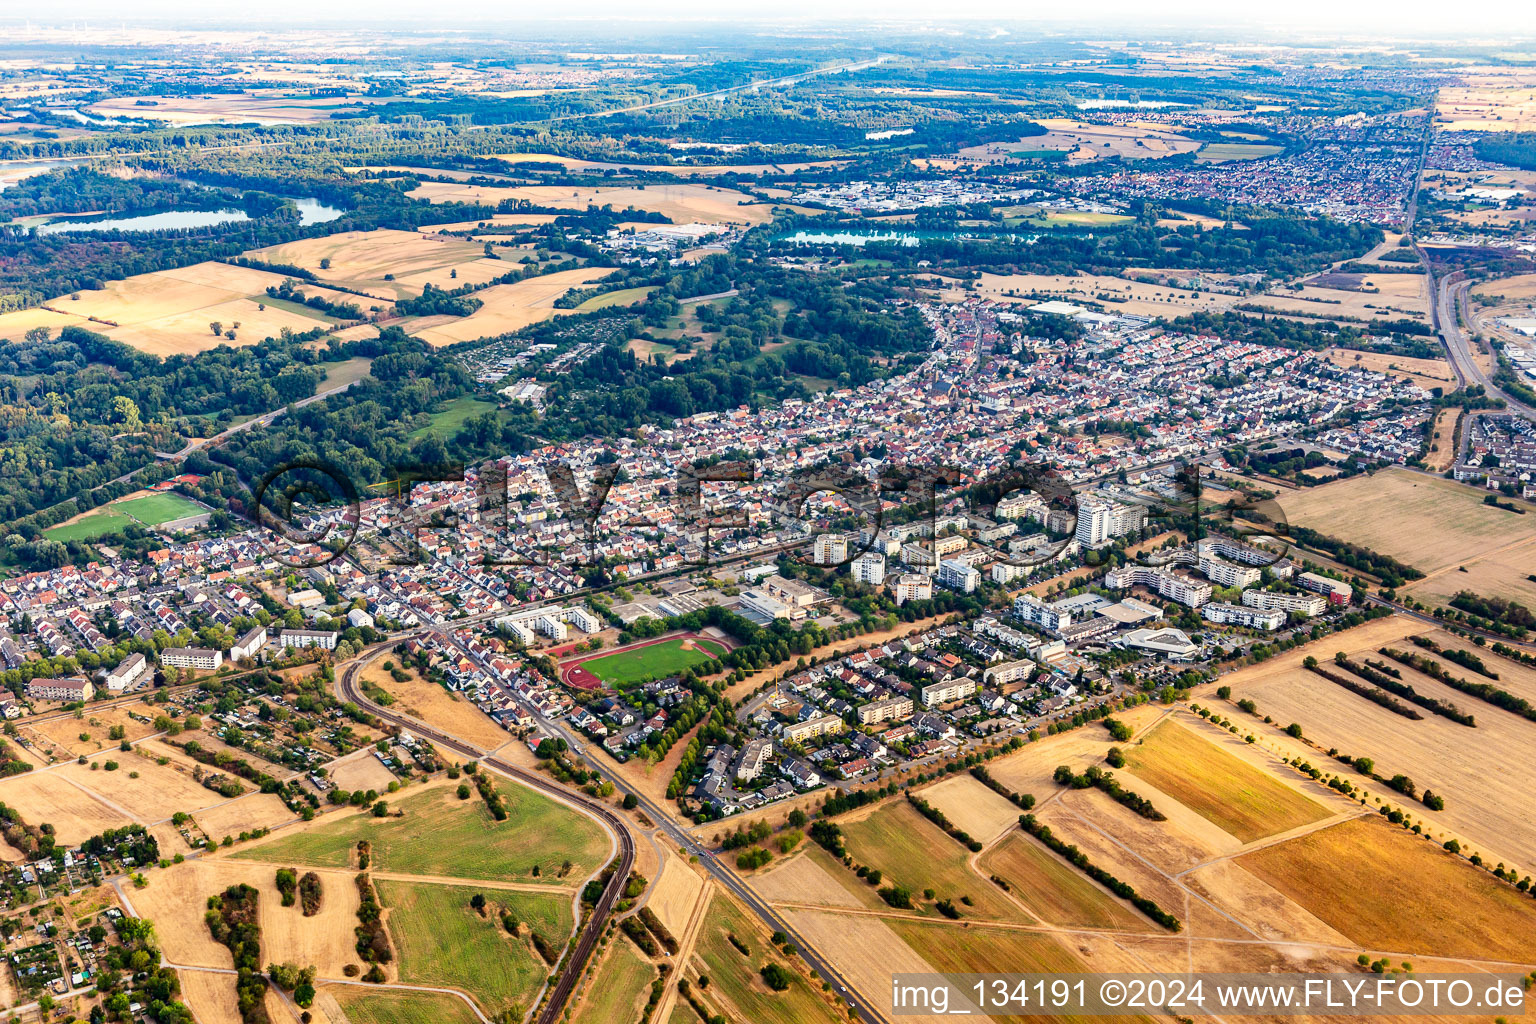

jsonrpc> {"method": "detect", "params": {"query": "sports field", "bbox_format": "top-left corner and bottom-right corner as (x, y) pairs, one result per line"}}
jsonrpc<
(229, 782), (608, 883)
(1126, 720), (1330, 842)
(44, 491), (205, 542)
(561, 635), (728, 688)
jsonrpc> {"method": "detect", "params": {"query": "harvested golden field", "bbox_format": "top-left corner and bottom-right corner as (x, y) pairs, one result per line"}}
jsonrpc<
(1125, 719), (1330, 842)
(0, 769), (132, 843)
(1277, 468), (1536, 575)
(1181, 856), (1357, 946)
(781, 909), (946, 1024)
(1244, 275), (1430, 323)
(179, 970), (245, 1024)
(0, 260), (335, 356)
(87, 91), (378, 125)
(410, 266), (612, 346)
(54, 758), (221, 820)
(986, 704), (1168, 796)
(1473, 272), (1536, 301)
(918, 774), (1022, 843)
(1423, 407), (1463, 472)
(417, 213), (562, 233)
(751, 847), (868, 910)
(1241, 816), (1536, 961)
(249, 229), (488, 299)
(1406, 536), (1536, 608)
(365, 661), (512, 751)
(1325, 348), (1456, 393)
(950, 271), (1237, 317)
(980, 831), (1153, 930)
(649, 849), (706, 935)
(0, 304), (92, 341)
(407, 181), (775, 227)
(393, 256), (524, 291)
(957, 119), (1199, 164)
(1436, 86), (1536, 131)
(129, 858), (366, 977)
(27, 701), (158, 758)
(327, 751), (398, 793)
(193, 792), (297, 839)
(1216, 617), (1536, 875)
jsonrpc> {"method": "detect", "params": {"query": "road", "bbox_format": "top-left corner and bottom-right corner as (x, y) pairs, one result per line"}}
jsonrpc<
(336, 649), (635, 1024)
(1423, 257), (1535, 418)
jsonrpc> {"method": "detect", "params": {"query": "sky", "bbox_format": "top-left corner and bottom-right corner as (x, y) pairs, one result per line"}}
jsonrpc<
(15, 0), (1536, 36)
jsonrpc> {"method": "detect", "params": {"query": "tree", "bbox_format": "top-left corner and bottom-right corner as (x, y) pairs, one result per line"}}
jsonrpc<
(470, 892), (487, 913)
(112, 396), (143, 432)
(372, 800), (388, 817)
(209, 321), (223, 336)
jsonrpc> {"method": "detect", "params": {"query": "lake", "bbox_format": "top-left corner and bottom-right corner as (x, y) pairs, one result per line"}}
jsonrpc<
(34, 196), (342, 234)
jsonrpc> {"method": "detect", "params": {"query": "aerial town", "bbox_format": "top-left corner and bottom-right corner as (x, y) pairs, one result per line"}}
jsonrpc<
(0, 10), (1532, 1024)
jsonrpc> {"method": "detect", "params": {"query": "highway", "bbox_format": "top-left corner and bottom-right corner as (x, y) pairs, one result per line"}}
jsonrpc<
(1422, 252), (1535, 418)
(337, 649), (635, 1024)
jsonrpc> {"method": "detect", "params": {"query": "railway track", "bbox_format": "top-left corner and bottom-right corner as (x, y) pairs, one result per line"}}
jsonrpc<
(337, 650), (635, 1024)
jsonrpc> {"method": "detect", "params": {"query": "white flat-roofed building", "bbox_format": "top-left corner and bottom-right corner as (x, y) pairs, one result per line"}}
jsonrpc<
(1241, 590), (1326, 617)
(162, 647), (222, 671)
(1201, 602), (1286, 631)
(104, 652), (149, 693)
(1295, 571), (1353, 605)
(888, 573), (932, 605)
(851, 551), (886, 586)
(230, 626), (267, 663)
(279, 629), (338, 651)
(937, 559), (980, 593)
(1102, 565), (1212, 607)
(1198, 552), (1263, 589)
(813, 533), (848, 565)
(921, 678), (977, 707)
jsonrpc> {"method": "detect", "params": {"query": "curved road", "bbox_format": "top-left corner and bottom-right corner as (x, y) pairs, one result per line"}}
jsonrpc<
(337, 650), (634, 1024)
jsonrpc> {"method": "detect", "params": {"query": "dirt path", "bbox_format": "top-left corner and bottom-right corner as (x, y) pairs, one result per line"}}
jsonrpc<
(649, 876), (714, 1023)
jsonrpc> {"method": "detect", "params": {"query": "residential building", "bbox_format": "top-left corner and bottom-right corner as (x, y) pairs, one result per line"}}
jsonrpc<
(1241, 590), (1326, 617)
(230, 626), (268, 662)
(921, 678), (977, 707)
(28, 676), (94, 702)
(735, 738), (774, 782)
(850, 551), (886, 586)
(1295, 571), (1353, 605)
(936, 559), (980, 593)
(1201, 602), (1286, 631)
(813, 533), (848, 565)
(857, 695), (912, 725)
(781, 715), (845, 743)
(279, 629), (339, 650)
(161, 647), (222, 671)
(888, 573), (932, 605)
(103, 652), (149, 693)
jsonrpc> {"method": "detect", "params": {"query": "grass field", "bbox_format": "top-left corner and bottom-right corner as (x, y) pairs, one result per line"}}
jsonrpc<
(410, 396), (502, 439)
(1196, 143), (1284, 162)
(378, 879), (568, 1014)
(980, 832), (1151, 930)
(229, 783), (608, 883)
(42, 510), (136, 542)
(327, 988), (481, 1024)
(576, 285), (656, 311)
(571, 939), (656, 1024)
(1126, 720), (1329, 842)
(1240, 816), (1536, 961)
(692, 891), (842, 1024)
(44, 490), (204, 542)
(113, 492), (205, 524)
(1278, 468), (1536, 576)
(838, 799), (1021, 921)
(575, 637), (727, 686)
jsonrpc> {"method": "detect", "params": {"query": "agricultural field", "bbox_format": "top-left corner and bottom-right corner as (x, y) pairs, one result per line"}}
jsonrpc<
(690, 890), (844, 1024)
(228, 780), (609, 883)
(249, 229), (489, 299)
(1220, 619), (1536, 876)
(979, 832), (1153, 930)
(53, 757), (219, 820)
(1324, 348), (1456, 393)
(1436, 86), (1536, 131)
(86, 91), (380, 125)
(838, 798), (1021, 921)
(576, 285), (656, 310)
(1195, 142), (1284, 162)
(569, 938), (656, 1024)
(409, 266), (613, 345)
(377, 878), (570, 1015)
(0, 769), (133, 843)
(948, 271), (1239, 317)
(320, 987), (481, 1024)
(407, 181), (776, 227)
(917, 774), (1023, 842)
(1277, 468), (1536, 575)
(568, 636), (728, 687)
(958, 119), (1200, 164)
(1240, 816), (1536, 961)
(1243, 273), (1430, 323)
(1125, 719), (1331, 842)
(0, 259), (336, 356)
